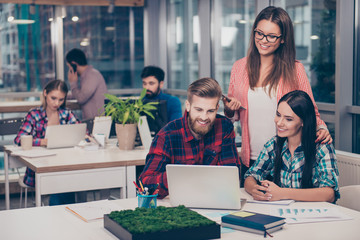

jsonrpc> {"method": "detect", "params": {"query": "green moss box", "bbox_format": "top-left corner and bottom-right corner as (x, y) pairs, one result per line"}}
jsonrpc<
(104, 205), (220, 240)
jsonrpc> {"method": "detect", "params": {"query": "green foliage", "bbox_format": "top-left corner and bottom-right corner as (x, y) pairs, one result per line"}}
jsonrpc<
(108, 205), (216, 235)
(104, 88), (158, 125)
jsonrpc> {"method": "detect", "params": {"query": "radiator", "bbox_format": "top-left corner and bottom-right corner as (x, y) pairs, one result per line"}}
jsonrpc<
(336, 150), (360, 187)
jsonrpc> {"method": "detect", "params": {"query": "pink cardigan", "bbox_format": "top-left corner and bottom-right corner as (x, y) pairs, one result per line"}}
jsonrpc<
(228, 57), (327, 167)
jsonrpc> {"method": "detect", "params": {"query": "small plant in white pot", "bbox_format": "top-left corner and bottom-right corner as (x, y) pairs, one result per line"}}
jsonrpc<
(104, 88), (158, 150)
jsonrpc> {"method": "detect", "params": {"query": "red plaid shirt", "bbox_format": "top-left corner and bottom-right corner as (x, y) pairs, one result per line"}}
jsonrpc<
(139, 111), (240, 198)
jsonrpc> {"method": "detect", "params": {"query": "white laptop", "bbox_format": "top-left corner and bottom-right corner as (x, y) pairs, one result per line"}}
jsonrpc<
(166, 164), (241, 210)
(45, 123), (87, 149)
(138, 116), (152, 149)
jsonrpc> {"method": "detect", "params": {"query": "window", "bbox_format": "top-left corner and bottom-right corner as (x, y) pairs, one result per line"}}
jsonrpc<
(285, 1), (336, 103)
(63, 6), (144, 89)
(167, 0), (199, 90)
(211, 0), (255, 92)
(0, 4), (54, 92)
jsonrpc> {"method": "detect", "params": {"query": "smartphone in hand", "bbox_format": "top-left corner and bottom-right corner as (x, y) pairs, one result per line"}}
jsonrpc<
(70, 63), (77, 73)
(222, 94), (231, 102)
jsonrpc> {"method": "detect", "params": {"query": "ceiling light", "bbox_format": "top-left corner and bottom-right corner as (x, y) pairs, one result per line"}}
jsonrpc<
(72, 16), (79, 22)
(238, 20), (247, 24)
(105, 26), (115, 31)
(8, 16), (35, 24)
(80, 38), (90, 46)
(310, 35), (319, 40)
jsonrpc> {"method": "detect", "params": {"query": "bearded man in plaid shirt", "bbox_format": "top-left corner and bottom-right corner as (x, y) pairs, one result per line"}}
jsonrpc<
(139, 77), (241, 198)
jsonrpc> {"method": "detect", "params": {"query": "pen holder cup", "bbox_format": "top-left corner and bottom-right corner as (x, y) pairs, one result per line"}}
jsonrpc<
(137, 194), (158, 208)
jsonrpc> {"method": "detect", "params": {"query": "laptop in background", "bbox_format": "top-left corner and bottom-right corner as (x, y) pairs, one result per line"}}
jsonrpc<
(138, 116), (152, 149)
(166, 164), (241, 210)
(45, 123), (87, 149)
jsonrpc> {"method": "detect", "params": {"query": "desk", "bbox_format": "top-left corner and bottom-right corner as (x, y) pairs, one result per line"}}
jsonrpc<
(0, 191), (359, 240)
(4, 144), (147, 210)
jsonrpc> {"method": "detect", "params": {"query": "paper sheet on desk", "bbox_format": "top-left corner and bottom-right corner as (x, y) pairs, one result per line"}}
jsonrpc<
(270, 207), (353, 224)
(247, 199), (295, 205)
(12, 148), (57, 158)
(65, 200), (124, 222)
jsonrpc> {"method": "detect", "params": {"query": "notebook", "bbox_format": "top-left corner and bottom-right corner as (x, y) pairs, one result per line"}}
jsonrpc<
(166, 164), (241, 210)
(221, 210), (285, 230)
(45, 123), (87, 149)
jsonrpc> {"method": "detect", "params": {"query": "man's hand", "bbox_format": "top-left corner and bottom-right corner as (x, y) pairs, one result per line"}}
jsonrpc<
(67, 67), (78, 84)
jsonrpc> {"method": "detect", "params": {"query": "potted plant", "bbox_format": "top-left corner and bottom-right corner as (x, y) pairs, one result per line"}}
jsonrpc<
(104, 88), (158, 150)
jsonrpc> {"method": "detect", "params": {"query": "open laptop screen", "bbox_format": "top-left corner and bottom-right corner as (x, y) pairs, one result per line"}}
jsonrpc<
(45, 123), (86, 149)
(166, 164), (241, 210)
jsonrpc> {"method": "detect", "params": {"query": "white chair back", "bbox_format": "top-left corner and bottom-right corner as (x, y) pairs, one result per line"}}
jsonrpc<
(337, 185), (360, 211)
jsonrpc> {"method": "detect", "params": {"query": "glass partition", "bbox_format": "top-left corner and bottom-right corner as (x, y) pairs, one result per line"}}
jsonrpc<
(211, 0), (255, 92)
(0, 4), (54, 93)
(63, 6), (144, 89)
(167, 0), (199, 90)
(284, 0), (336, 103)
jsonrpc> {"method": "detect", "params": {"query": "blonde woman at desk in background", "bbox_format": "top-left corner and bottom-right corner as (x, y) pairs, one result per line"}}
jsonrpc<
(14, 79), (81, 206)
(223, 6), (332, 186)
(244, 90), (339, 203)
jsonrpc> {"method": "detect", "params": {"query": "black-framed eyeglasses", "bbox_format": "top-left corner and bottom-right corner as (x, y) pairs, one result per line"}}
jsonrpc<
(254, 30), (282, 43)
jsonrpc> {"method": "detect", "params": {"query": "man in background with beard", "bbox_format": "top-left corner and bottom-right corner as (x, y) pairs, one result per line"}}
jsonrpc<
(139, 77), (241, 198)
(141, 66), (182, 122)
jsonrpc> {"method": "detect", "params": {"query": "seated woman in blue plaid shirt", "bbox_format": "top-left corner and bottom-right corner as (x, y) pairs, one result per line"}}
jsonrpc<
(244, 90), (339, 203)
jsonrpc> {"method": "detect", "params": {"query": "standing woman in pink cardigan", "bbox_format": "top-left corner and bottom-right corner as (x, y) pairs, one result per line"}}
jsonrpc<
(223, 6), (332, 186)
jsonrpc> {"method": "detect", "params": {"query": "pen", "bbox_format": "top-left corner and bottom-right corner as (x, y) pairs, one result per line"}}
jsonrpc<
(139, 180), (145, 192)
(133, 181), (142, 193)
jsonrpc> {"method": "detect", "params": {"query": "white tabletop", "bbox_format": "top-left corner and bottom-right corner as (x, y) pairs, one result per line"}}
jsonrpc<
(4, 144), (148, 173)
(1, 190), (359, 240)
(4, 142), (148, 209)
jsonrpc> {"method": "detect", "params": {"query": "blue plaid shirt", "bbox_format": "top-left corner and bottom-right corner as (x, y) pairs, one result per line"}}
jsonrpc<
(245, 136), (340, 201)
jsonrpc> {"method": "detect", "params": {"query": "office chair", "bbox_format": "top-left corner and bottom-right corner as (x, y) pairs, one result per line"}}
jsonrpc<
(0, 117), (35, 207)
(16, 169), (34, 208)
(337, 185), (360, 211)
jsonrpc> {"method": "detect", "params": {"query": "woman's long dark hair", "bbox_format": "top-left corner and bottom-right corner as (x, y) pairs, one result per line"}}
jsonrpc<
(42, 79), (69, 109)
(246, 6), (297, 96)
(273, 90), (316, 188)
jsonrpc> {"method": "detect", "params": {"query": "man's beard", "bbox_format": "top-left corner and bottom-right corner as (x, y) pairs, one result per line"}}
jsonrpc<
(188, 114), (215, 137)
(146, 86), (161, 98)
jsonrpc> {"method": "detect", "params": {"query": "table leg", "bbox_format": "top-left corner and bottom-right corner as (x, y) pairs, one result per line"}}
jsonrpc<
(4, 152), (10, 210)
(126, 166), (136, 198)
(35, 173), (42, 207)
